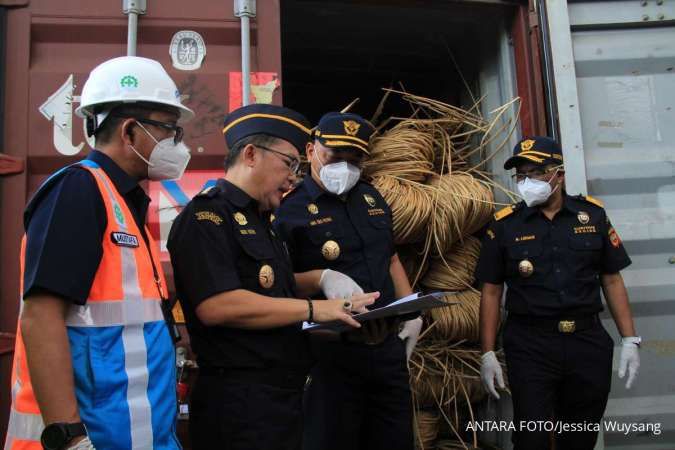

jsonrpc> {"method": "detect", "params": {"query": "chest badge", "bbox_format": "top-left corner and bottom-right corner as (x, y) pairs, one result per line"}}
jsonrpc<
(322, 240), (341, 261)
(518, 259), (534, 278)
(363, 194), (376, 207)
(234, 212), (248, 226)
(307, 203), (319, 215)
(577, 211), (590, 224)
(259, 264), (275, 289)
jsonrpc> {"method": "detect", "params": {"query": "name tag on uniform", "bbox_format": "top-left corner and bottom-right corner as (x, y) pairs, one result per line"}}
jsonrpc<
(111, 232), (140, 248)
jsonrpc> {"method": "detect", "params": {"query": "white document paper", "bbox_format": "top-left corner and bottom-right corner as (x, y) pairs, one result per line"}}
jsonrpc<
(302, 291), (458, 332)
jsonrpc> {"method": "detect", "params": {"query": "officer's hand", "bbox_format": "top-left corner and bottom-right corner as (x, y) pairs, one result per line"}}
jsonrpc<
(319, 269), (366, 312)
(619, 337), (640, 389)
(398, 317), (423, 361)
(313, 292), (379, 328)
(480, 351), (505, 400)
(66, 436), (96, 450)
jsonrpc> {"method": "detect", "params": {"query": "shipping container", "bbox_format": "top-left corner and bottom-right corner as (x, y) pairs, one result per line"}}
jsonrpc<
(543, 0), (675, 448)
(10, 0), (654, 448)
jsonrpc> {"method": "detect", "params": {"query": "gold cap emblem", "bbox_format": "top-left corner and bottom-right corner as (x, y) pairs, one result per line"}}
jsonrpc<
(518, 259), (534, 277)
(520, 139), (535, 151)
(234, 212), (248, 226)
(363, 194), (376, 207)
(307, 203), (319, 215)
(321, 240), (341, 261)
(577, 211), (590, 224)
(259, 264), (275, 289)
(343, 120), (361, 137)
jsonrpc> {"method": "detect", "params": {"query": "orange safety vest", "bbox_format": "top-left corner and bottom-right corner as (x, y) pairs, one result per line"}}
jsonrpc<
(4, 160), (178, 450)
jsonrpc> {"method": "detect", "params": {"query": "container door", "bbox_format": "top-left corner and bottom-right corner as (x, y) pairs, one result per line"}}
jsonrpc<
(546, 0), (675, 447)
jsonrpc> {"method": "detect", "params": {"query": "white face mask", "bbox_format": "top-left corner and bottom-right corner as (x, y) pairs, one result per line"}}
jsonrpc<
(314, 150), (361, 195)
(517, 170), (559, 207)
(130, 122), (191, 181)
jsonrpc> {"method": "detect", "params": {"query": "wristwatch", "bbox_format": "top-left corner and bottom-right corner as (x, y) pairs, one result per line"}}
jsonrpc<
(40, 422), (87, 450)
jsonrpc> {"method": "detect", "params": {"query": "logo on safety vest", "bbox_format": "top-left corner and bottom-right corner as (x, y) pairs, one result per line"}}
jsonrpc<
(111, 232), (140, 248)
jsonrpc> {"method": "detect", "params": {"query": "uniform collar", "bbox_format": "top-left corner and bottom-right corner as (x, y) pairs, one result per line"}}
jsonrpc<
(87, 150), (140, 196)
(220, 179), (257, 209)
(303, 175), (328, 201)
(522, 192), (576, 221)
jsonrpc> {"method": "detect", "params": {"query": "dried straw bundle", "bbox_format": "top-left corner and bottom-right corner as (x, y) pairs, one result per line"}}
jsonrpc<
(427, 290), (481, 343)
(365, 121), (436, 183)
(372, 176), (434, 245)
(421, 237), (481, 292)
(415, 410), (441, 450)
(427, 174), (494, 255)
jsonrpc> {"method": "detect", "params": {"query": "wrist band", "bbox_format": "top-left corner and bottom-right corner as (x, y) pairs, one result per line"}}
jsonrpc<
(307, 299), (314, 323)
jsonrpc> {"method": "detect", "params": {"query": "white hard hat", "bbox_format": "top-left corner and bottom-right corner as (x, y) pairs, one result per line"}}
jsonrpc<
(75, 56), (194, 123)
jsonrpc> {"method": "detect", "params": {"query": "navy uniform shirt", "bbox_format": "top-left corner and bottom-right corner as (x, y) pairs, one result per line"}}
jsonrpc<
(167, 179), (311, 371)
(274, 177), (396, 309)
(474, 193), (632, 317)
(23, 150), (150, 305)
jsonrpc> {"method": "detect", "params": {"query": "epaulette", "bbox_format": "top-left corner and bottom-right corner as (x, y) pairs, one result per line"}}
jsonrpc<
(494, 204), (516, 221)
(195, 185), (219, 198)
(581, 195), (604, 208)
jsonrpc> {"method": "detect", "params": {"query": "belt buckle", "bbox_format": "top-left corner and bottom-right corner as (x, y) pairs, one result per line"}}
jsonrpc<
(558, 320), (576, 333)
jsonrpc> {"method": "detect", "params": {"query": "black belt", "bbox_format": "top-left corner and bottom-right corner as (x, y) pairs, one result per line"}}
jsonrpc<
(198, 366), (308, 390)
(508, 314), (600, 334)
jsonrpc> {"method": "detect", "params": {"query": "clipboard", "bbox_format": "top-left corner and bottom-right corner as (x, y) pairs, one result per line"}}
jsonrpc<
(302, 291), (458, 332)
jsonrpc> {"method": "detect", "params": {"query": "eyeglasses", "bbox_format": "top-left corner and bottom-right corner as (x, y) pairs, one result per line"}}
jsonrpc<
(255, 145), (301, 175)
(511, 165), (561, 183)
(135, 118), (184, 145)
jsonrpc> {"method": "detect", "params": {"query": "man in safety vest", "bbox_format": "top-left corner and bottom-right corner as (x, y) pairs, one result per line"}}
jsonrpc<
(4, 56), (193, 450)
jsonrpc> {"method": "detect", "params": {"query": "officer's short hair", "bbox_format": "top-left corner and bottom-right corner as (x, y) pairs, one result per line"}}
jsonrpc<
(94, 102), (178, 146)
(225, 133), (281, 169)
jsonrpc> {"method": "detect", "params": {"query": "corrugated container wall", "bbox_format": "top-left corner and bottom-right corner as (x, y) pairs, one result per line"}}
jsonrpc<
(0, 0), (283, 440)
(547, 0), (675, 447)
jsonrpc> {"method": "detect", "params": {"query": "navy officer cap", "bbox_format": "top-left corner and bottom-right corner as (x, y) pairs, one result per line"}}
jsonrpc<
(313, 112), (375, 155)
(504, 136), (564, 170)
(222, 104), (312, 153)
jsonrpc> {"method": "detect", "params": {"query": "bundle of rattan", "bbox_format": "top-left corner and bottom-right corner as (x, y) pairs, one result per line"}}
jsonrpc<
(398, 244), (430, 287)
(415, 410), (441, 450)
(427, 174), (494, 255)
(365, 121), (437, 183)
(421, 237), (481, 292)
(373, 176), (434, 244)
(410, 339), (486, 408)
(427, 290), (481, 343)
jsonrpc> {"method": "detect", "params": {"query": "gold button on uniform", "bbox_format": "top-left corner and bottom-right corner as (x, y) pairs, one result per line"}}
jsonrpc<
(518, 259), (534, 277)
(259, 264), (275, 289)
(321, 240), (340, 261)
(577, 211), (590, 224)
(308, 204), (319, 215)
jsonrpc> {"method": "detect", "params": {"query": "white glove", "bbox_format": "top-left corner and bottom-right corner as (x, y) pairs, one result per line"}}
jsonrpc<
(480, 351), (505, 400)
(67, 436), (96, 450)
(618, 337), (640, 389)
(319, 269), (364, 300)
(398, 317), (423, 361)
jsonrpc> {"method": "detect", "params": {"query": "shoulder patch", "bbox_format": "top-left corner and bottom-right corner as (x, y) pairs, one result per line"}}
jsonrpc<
(196, 185), (218, 198)
(494, 205), (515, 221)
(583, 195), (604, 208)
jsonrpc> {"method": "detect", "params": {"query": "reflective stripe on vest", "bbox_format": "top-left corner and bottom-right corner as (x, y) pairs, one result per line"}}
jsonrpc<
(5, 160), (177, 450)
